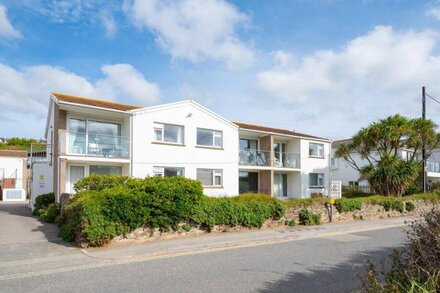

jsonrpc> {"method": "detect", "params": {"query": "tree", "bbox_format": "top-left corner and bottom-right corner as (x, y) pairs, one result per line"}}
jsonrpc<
(0, 137), (45, 151)
(336, 115), (440, 197)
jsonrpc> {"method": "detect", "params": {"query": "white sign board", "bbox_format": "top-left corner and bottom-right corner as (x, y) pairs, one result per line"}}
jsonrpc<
(330, 180), (342, 198)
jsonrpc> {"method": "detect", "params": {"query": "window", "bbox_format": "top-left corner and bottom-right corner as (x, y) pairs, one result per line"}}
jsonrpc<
(309, 143), (324, 158)
(154, 123), (184, 144)
(330, 156), (338, 168)
(197, 169), (223, 186)
(90, 166), (122, 175)
(240, 139), (258, 150)
(349, 181), (359, 187)
(239, 171), (258, 194)
(153, 166), (184, 177)
(309, 173), (324, 187)
(197, 128), (222, 147)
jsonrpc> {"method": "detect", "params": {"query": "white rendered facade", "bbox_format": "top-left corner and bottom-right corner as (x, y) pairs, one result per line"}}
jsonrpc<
(42, 93), (332, 201)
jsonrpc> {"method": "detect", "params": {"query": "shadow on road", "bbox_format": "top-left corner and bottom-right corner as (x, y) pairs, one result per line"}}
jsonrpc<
(257, 246), (398, 293)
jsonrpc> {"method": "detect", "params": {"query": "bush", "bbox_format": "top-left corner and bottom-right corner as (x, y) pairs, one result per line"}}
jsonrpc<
(191, 195), (285, 231)
(369, 197), (405, 213)
(342, 188), (371, 198)
(403, 182), (422, 195)
(182, 224), (191, 232)
(360, 210), (440, 292)
(299, 209), (321, 226)
(285, 219), (296, 227)
(33, 192), (55, 216)
(40, 203), (59, 223)
(59, 176), (204, 246)
(73, 174), (131, 193)
(335, 198), (362, 213)
(405, 201), (415, 212)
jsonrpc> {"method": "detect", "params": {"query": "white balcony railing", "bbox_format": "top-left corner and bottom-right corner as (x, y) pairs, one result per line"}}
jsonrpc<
(59, 130), (130, 159)
(239, 149), (300, 168)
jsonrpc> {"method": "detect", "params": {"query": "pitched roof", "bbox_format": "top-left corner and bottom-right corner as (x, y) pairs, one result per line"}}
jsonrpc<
(0, 150), (28, 158)
(52, 92), (142, 112)
(234, 122), (330, 141)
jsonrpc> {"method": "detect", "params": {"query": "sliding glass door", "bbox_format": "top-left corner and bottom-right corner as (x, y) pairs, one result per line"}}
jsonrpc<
(274, 174), (287, 197)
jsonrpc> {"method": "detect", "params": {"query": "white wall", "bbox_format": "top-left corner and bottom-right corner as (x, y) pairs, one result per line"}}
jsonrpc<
(0, 156), (26, 189)
(31, 163), (53, 209)
(300, 139), (331, 198)
(132, 102), (239, 197)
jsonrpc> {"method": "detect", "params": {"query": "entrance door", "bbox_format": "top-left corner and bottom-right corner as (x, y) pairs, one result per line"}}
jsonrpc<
(239, 172), (258, 193)
(274, 174), (287, 197)
(69, 165), (85, 193)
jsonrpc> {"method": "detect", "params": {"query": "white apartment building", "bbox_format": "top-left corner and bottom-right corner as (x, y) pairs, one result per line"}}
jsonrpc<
(43, 93), (331, 202)
(330, 139), (440, 188)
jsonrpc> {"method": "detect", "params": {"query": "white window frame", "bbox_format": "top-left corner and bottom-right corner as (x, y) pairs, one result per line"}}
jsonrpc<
(153, 122), (184, 145)
(309, 173), (324, 188)
(153, 166), (185, 177)
(330, 156), (338, 169)
(309, 142), (324, 158)
(197, 168), (223, 187)
(196, 128), (223, 148)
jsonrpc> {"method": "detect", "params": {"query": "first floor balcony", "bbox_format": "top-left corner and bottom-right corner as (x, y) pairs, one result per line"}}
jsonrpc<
(239, 149), (300, 169)
(59, 130), (130, 159)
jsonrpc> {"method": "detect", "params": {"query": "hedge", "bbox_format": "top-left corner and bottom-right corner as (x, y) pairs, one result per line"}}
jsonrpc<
(59, 176), (285, 246)
(32, 192), (55, 216)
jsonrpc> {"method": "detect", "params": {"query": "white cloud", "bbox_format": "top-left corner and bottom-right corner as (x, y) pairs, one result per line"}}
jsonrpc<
(0, 63), (161, 119)
(427, 5), (440, 20)
(124, 0), (256, 69)
(0, 5), (21, 38)
(256, 26), (440, 138)
(100, 10), (117, 38)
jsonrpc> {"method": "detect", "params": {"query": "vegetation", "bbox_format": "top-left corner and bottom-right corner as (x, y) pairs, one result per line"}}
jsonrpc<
(299, 209), (321, 225)
(336, 115), (440, 197)
(59, 175), (285, 246)
(40, 203), (59, 223)
(32, 192), (55, 216)
(335, 198), (363, 213)
(285, 219), (296, 227)
(360, 210), (440, 292)
(0, 137), (45, 150)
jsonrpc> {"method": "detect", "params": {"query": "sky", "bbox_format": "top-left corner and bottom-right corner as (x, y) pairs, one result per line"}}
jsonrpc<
(1, 0), (440, 140)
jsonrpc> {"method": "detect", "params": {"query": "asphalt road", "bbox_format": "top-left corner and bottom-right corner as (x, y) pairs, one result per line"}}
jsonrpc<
(0, 226), (405, 293)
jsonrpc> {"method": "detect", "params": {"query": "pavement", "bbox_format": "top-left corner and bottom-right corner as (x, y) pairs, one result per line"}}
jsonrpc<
(0, 201), (413, 291)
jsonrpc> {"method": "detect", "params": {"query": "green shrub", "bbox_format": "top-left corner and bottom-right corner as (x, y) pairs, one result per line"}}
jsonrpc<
(342, 188), (371, 198)
(404, 182), (422, 195)
(182, 224), (191, 232)
(285, 219), (296, 227)
(40, 203), (59, 223)
(73, 174), (131, 193)
(191, 195), (285, 231)
(299, 209), (321, 226)
(405, 201), (415, 212)
(33, 192), (55, 216)
(59, 176), (204, 246)
(334, 198), (362, 213)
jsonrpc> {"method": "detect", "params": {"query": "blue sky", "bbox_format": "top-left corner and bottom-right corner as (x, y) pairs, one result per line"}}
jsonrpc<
(1, 0), (440, 140)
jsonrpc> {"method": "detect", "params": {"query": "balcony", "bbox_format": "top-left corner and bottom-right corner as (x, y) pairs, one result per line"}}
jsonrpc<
(59, 130), (130, 159)
(239, 149), (271, 166)
(239, 149), (300, 168)
(274, 152), (300, 169)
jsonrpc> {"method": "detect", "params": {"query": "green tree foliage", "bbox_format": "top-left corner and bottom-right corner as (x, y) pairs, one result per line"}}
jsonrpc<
(0, 137), (45, 150)
(336, 115), (440, 197)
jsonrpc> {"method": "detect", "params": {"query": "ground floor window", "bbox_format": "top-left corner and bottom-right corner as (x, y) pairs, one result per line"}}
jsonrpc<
(309, 173), (324, 188)
(197, 168), (223, 187)
(90, 165), (122, 175)
(239, 171), (258, 194)
(153, 166), (184, 177)
(274, 173), (287, 197)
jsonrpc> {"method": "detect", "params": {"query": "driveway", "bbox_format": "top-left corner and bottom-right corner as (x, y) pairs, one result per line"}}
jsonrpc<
(0, 201), (81, 263)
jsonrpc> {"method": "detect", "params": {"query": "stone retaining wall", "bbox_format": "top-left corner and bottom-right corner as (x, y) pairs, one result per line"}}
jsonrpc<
(107, 199), (440, 247)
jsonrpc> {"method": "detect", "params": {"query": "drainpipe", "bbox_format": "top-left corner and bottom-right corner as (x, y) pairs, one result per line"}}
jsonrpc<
(130, 114), (133, 178)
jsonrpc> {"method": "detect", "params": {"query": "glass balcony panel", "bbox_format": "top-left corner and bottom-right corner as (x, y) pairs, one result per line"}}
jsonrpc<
(239, 149), (271, 166)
